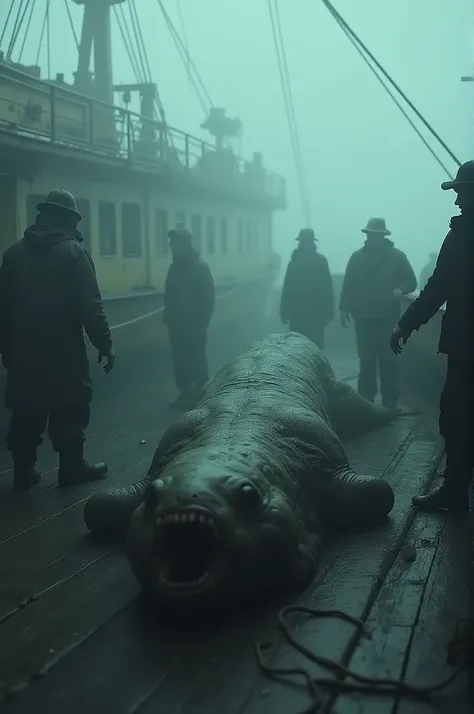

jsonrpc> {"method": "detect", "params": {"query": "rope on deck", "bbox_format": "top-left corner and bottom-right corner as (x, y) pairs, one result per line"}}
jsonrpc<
(255, 605), (472, 713)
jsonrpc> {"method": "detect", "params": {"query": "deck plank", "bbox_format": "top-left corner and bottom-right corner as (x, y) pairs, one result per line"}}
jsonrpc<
(0, 336), (451, 714)
(395, 517), (473, 714)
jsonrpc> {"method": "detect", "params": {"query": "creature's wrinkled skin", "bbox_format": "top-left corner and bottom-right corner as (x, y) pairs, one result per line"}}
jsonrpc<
(84, 333), (395, 610)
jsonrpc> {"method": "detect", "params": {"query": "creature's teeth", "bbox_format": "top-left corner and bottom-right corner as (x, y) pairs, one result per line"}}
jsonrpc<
(206, 517), (214, 526)
(198, 515), (206, 524)
(188, 513), (196, 522)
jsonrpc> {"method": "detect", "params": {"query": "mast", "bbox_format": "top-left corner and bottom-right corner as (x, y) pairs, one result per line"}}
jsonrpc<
(72, 0), (124, 103)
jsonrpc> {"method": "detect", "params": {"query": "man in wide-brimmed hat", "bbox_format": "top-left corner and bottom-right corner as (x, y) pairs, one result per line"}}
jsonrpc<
(0, 189), (115, 490)
(279, 228), (334, 349)
(340, 216), (417, 412)
(163, 226), (215, 409)
(390, 159), (474, 513)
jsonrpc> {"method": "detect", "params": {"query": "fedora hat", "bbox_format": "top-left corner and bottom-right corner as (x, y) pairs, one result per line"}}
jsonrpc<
(296, 228), (316, 242)
(441, 160), (474, 191)
(362, 217), (391, 236)
(37, 189), (81, 220)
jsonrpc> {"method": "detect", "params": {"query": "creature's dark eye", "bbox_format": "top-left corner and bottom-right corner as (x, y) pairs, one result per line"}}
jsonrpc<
(238, 483), (261, 510)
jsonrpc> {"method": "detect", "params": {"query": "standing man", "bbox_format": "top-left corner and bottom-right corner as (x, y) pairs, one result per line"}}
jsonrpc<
(163, 227), (215, 410)
(390, 160), (474, 513)
(0, 189), (115, 491)
(418, 251), (438, 290)
(340, 217), (417, 411)
(279, 228), (334, 349)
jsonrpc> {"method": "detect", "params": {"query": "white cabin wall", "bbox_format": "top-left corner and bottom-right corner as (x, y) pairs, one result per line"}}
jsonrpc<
(17, 169), (275, 296)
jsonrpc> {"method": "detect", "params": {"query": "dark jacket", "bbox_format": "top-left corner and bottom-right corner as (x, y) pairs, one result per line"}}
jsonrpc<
(418, 259), (436, 291)
(163, 248), (215, 330)
(339, 238), (417, 321)
(0, 221), (112, 409)
(398, 215), (474, 356)
(280, 244), (334, 327)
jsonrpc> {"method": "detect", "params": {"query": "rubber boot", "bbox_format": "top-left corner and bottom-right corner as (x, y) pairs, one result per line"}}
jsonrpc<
(57, 446), (108, 488)
(13, 454), (41, 491)
(382, 399), (401, 415)
(412, 461), (471, 514)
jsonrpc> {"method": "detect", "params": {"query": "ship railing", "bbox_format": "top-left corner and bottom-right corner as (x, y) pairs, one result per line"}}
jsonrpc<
(0, 63), (286, 205)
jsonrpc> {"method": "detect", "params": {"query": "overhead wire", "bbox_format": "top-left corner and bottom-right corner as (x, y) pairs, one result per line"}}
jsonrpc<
(35, 0), (48, 67)
(6, 0), (29, 60)
(127, 0), (149, 84)
(63, 0), (79, 50)
(116, 3), (143, 83)
(156, 0), (213, 111)
(46, 0), (51, 79)
(175, 0), (192, 88)
(0, 0), (18, 51)
(267, 0), (311, 226)
(320, 0), (461, 171)
(17, 0), (36, 63)
(129, 0), (167, 122)
(273, 0), (311, 225)
(332, 10), (456, 181)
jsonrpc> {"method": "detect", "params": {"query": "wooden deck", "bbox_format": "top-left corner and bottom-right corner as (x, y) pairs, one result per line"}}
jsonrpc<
(0, 320), (472, 714)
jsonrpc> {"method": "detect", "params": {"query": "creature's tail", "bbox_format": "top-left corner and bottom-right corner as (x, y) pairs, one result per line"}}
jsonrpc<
(84, 475), (153, 540)
(328, 377), (394, 439)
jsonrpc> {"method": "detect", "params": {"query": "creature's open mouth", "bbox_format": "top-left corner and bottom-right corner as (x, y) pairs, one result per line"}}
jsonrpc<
(154, 508), (221, 595)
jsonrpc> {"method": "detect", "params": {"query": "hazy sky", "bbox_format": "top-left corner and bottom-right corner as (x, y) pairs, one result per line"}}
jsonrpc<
(2, 0), (473, 277)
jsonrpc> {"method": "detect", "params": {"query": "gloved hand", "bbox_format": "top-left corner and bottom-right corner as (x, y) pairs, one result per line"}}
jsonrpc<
(389, 325), (412, 355)
(98, 346), (116, 374)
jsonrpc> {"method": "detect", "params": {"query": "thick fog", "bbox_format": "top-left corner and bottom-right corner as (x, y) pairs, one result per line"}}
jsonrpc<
(2, 0), (473, 279)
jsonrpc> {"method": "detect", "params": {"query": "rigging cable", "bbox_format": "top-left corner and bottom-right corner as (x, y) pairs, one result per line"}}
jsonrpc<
(127, 0), (150, 84)
(129, 0), (167, 122)
(321, 0), (461, 170)
(0, 0), (18, 51)
(273, 0), (311, 225)
(6, 0), (29, 60)
(175, 0), (192, 88)
(156, 0), (214, 111)
(63, 0), (79, 50)
(35, 1), (48, 67)
(18, 0), (36, 63)
(113, 5), (142, 83)
(332, 9), (455, 180)
(267, 0), (311, 226)
(46, 0), (51, 79)
(116, 3), (144, 83)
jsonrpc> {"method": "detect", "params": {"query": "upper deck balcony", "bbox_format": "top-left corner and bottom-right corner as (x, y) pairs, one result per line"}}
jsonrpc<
(0, 60), (286, 209)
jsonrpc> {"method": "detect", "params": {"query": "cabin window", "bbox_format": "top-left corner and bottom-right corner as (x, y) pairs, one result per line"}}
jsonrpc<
(253, 223), (259, 253)
(122, 202), (142, 258)
(176, 210), (186, 230)
(191, 214), (202, 253)
(76, 199), (91, 252)
(98, 201), (117, 256)
(155, 209), (168, 255)
(237, 219), (244, 253)
(26, 194), (46, 227)
(220, 218), (228, 254)
(206, 216), (215, 255)
(246, 221), (252, 252)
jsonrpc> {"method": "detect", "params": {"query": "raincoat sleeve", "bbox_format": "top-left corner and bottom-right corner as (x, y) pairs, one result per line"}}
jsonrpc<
(196, 262), (215, 327)
(319, 255), (335, 325)
(339, 253), (356, 314)
(279, 261), (294, 322)
(397, 252), (417, 294)
(398, 234), (450, 333)
(0, 251), (11, 365)
(72, 248), (113, 352)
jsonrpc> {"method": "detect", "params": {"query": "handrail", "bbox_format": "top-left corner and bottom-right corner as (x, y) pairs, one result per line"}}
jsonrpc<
(0, 61), (286, 203)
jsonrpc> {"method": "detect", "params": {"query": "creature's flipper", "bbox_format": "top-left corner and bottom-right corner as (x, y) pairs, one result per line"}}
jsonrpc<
(328, 377), (394, 439)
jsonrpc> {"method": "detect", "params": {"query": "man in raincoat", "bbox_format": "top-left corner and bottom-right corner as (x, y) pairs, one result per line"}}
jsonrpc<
(279, 228), (334, 349)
